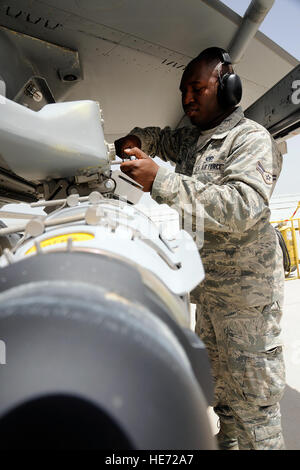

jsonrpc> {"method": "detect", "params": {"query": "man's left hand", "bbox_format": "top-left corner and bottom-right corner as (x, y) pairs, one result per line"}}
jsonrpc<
(120, 148), (159, 193)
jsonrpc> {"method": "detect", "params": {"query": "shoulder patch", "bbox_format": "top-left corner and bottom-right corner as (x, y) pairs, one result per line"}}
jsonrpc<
(256, 161), (273, 185)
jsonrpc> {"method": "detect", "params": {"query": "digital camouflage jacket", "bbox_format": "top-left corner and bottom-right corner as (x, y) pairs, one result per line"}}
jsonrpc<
(131, 106), (284, 309)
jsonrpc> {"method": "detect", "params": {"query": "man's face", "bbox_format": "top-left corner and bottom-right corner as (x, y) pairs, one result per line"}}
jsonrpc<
(180, 60), (221, 128)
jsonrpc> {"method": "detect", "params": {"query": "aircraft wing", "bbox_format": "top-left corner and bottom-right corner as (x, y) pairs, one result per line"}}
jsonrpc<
(0, 0), (298, 142)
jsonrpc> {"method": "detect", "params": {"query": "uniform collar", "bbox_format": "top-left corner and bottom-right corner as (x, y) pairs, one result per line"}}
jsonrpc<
(209, 106), (244, 139)
(194, 106), (244, 152)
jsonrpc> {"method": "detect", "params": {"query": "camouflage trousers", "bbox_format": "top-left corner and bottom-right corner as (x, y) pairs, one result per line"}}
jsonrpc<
(195, 301), (286, 450)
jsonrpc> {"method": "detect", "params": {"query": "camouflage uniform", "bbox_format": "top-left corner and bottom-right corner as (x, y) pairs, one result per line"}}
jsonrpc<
(130, 106), (286, 450)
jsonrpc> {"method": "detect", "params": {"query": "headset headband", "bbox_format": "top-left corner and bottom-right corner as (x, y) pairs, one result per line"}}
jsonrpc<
(214, 50), (233, 78)
(220, 51), (232, 66)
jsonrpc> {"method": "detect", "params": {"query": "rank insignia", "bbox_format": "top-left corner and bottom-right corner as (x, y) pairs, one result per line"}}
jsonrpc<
(256, 161), (273, 185)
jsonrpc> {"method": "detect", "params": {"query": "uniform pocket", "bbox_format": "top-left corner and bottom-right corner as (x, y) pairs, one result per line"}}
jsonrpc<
(225, 303), (285, 405)
(242, 346), (285, 406)
(254, 423), (282, 442)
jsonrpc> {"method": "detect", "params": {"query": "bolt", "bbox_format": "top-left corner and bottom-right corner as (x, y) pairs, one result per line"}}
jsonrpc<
(105, 179), (114, 191)
(25, 84), (43, 102)
(67, 194), (79, 207)
(69, 187), (79, 195)
(32, 90), (43, 102)
(89, 191), (103, 204)
(67, 237), (73, 251)
(26, 218), (45, 237)
(63, 74), (78, 82)
(85, 206), (104, 225)
(34, 241), (42, 254)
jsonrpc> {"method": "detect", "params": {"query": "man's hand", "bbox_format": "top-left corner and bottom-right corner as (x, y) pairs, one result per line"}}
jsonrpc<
(120, 148), (159, 193)
(114, 135), (142, 159)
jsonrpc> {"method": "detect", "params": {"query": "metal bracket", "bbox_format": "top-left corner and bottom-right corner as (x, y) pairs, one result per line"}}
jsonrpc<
(14, 76), (55, 111)
(0, 25), (82, 103)
(111, 170), (144, 205)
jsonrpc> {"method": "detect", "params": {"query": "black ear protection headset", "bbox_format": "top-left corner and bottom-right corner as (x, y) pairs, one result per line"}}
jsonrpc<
(216, 50), (242, 109)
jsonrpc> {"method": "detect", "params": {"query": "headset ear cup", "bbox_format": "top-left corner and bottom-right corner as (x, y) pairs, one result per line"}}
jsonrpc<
(217, 73), (242, 108)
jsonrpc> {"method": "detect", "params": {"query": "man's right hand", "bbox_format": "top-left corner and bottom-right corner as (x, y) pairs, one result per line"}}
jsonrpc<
(114, 135), (142, 159)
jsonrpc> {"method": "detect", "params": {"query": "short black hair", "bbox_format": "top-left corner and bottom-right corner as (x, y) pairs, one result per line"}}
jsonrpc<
(195, 47), (227, 65)
(187, 47), (233, 73)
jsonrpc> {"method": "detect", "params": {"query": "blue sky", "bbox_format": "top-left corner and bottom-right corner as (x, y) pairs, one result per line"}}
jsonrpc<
(222, 0), (300, 196)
